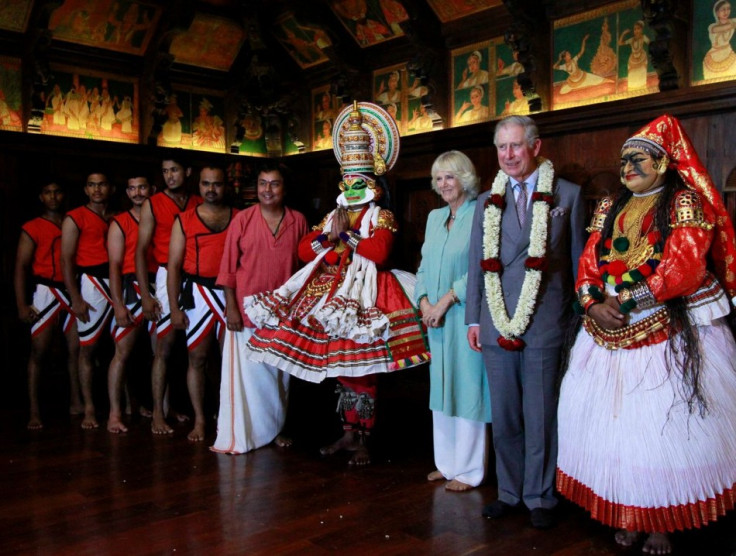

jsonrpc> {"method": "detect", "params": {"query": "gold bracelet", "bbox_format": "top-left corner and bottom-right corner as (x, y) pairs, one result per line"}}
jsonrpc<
(579, 294), (593, 310)
(617, 288), (633, 305)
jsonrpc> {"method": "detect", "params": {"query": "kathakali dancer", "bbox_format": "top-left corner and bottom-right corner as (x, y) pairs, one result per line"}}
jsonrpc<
(557, 114), (736, 555)
(244, 101), (430, 465)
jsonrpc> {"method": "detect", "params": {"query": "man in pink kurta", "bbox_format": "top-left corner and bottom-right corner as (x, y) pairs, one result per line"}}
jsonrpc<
(216, 205), (306, 325)
(211, 163), (308, 454)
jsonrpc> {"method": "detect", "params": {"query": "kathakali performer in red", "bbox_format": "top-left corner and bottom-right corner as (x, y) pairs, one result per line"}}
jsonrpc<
(244, 101), (429, 465)
(557, 114), (736, 554)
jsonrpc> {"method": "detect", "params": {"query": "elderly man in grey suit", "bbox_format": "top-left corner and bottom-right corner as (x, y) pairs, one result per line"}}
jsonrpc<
(466, 115), (586, 529)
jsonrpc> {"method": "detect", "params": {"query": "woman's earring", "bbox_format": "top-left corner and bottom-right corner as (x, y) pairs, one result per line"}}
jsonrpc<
(654, 156), (669, 175)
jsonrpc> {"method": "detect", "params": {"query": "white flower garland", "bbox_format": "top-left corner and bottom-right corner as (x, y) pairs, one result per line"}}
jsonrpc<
(483, 157), (554, 341)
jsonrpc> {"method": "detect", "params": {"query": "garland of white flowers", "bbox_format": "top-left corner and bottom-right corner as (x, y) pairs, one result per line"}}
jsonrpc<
(482, 157), (554, 346)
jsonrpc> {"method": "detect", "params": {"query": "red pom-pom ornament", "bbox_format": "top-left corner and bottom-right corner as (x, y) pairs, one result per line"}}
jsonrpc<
(525, 256), (548, 271)
(498, 336), (525, 351)
(481, 258), (503, 273)
(606, 259), (629, 277)
(489, 194), (505, 208)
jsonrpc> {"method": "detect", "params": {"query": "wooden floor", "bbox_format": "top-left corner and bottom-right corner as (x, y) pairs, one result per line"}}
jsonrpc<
(1, 369), (734, 556)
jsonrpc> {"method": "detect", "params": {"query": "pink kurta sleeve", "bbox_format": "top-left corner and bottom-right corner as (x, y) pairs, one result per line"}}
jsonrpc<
(216, 213), (244, 290)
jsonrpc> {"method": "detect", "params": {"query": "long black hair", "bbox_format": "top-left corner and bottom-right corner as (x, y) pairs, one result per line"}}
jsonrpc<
(375, 175), (393, 211)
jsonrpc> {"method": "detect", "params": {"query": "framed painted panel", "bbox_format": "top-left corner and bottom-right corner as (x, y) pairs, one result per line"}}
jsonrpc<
(274, 13), (331, 69)
(406, 104), (434, 134)
(157, 89), (226, 153)
(426, 0), (500, 23)
(191, 93), (226, 153)
(329, 0), (408, 47)
(451, 41), (493, 127)
(48, 0), (160, 56)
(373, 63), (407, 133)
(234, 111), (267, 157)
(495, 42), (532, 117)
(405, 67), (433, 135)
(0, 0), (34, 32)
(552, 0), (658, 110)
(0, 56), (23, 132)
(312, 85), (341, 151)
(38, 68), (139, 143)
(692, 0), (736, 86)
(170, 14), (245, 71)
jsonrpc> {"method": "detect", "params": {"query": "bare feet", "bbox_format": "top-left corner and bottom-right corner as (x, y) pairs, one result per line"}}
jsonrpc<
(138, 406), (153, 418)
(187, 420), (206, 442)
(320, 431), (372, 465)
(427, 470), (445, 481)
(445, 479), (473, 492)
(320, 431), (359, 456)
(614, 529), (640, 547)
(27, 415), (43, 430)
(274, 435), (292, 448)
(171, 410), (190, 423)
(107, 414), (128, 434)
(151, 412), (174, 435)
(348, 444), (371, 466)
(81, 410), (99, 430)
(642, 533), (671, 555)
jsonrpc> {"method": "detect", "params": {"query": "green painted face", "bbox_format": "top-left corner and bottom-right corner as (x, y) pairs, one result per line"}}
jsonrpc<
(342, 176), (369, 205)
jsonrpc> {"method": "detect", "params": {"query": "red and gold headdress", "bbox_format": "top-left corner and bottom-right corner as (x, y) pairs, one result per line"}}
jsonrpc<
(625, 114), (736, 301)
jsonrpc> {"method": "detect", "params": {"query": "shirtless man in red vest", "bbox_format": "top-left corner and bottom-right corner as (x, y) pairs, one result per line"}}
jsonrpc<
(15, 180), (81, 429)
(167, 165), (236, 441)
(61, 172), (115, 429)
(136, 158), (202, 434)
(106, 171), (156, 433)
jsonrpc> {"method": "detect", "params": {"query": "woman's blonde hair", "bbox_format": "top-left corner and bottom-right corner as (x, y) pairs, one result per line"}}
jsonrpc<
(430, 150), (480, 199)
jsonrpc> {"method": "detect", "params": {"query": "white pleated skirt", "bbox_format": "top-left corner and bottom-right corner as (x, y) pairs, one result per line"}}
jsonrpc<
(557, 319), (736, 533)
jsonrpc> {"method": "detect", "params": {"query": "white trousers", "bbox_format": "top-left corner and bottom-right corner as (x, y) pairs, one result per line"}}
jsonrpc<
(211, 328), (290, 454)
(432, 410), (489, 486)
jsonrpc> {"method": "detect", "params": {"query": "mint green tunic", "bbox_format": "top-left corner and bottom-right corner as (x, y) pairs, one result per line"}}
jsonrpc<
(415, 199), (491, 423)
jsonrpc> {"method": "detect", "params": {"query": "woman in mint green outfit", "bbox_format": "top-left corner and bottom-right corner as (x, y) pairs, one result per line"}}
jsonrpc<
(416, 150), (491, 491)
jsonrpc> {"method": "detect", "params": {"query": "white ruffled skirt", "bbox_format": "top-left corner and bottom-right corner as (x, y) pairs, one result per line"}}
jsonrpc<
(557, 319), (736, 532)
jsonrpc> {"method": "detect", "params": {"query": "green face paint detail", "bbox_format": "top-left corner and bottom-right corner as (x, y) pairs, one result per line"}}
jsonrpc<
(343, 178), (368, 204)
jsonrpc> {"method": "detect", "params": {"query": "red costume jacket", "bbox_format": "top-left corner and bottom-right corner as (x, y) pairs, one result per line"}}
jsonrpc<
(111, 210), (156, 276)
(148, 191), (202, 266)
(178, 207), (238, 278)
(65, 206), (109, 269)
(22, 217), (63, 283)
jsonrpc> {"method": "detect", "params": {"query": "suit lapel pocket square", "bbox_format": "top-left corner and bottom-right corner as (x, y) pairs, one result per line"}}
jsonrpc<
(550, 206), (568, 217)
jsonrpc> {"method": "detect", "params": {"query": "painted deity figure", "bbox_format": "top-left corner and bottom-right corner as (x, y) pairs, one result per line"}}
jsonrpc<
(618, 20), (651, 90)
(703, 0), (736, 80)
(554, 34), (612, 95)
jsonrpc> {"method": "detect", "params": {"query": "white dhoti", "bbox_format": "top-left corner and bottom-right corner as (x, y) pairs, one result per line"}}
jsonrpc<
(211, 328), (290, 454)
(30, 283), (74, 336)
(76, 274), (112, 346)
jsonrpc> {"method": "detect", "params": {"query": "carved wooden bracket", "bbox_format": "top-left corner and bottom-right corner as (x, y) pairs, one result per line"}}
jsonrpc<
(641, 0), (681, 91)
